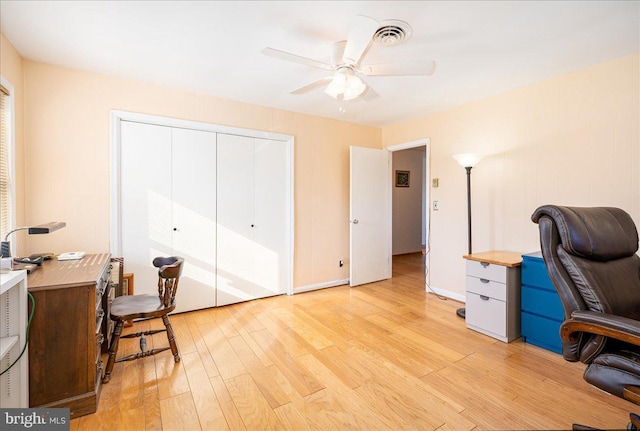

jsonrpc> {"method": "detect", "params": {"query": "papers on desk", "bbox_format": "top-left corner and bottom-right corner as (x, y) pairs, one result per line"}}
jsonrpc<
(57, 252), (86, 261)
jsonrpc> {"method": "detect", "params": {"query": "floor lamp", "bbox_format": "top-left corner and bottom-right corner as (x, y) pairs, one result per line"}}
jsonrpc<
(452, 153), (483, 319)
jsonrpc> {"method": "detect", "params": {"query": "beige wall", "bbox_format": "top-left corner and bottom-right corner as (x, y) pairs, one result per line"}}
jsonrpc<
(0, 34), (26, 254)
(383, 53), (640, 298)
(16, 58), (380, 288)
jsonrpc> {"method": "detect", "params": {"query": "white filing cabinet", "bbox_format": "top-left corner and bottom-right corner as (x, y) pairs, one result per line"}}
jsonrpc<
(0, 269), (29, 407)
(464, 251), (522, 342)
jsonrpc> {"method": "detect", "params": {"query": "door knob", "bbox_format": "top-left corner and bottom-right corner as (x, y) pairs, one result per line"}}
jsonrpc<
(351, 219), (359, 224)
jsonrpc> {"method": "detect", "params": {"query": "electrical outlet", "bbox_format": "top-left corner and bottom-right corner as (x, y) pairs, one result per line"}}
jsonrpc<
(433, 201), (439, 211)
(339, 259), (344, 267)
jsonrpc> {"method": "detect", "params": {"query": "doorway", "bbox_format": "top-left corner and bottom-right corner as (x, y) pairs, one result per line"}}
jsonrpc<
(387, 139), (430, 286)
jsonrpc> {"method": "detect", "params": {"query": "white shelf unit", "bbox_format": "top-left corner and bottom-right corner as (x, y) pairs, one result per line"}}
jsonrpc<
(0, 269), (28, 407)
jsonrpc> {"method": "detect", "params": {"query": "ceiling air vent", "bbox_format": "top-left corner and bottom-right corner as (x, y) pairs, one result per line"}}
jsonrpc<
(373, 20), (412, 47)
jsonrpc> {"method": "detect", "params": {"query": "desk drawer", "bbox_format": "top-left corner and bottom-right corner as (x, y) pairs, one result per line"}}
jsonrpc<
(466, 276), (506, 301)
(521, 311), (562, 353)
(521, 285), (564, 320)
(521, 257), (555, 291)
(466, 260), (506, 283)
(466, 292), (506, 338)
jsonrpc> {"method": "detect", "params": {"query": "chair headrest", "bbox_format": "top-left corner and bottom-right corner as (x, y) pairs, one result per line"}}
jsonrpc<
(532, 205), (638, 261)
(152, 256), (184, 278)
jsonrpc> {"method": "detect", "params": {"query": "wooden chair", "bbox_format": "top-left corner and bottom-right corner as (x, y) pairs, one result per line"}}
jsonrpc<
(102, 256), (184, 383)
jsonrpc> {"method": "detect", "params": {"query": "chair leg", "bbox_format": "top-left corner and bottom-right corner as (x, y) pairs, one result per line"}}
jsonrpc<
(103, 320), (124, 383)
(162, 315), (180, 362)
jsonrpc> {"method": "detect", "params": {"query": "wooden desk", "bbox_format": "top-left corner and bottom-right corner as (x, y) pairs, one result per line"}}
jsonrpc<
(27, 253), (111, 418)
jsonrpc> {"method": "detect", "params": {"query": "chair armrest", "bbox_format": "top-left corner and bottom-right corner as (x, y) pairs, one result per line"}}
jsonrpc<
(561, 310), (640, 347)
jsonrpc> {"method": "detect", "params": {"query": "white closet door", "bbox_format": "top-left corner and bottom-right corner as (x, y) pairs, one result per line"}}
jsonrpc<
(171, 128), (217, 312)
(216, 134), (256, 306)
(121, 123), (217, 313)
(254, 138), (288, 298)
(121, 121), (173, 297)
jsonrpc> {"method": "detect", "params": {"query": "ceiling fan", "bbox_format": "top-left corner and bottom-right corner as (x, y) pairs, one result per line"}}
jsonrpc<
(262, 15), (436, 102)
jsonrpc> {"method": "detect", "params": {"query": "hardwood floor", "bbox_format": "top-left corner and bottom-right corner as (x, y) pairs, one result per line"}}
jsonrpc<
(72, 253), (632, 430)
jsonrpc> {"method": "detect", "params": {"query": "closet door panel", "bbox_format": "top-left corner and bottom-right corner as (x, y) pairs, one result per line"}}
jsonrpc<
(171, 128), (217, 312)
(120, 121), (173, 297)
(216, 134), (255, 306)
(254, 139), (288, 296)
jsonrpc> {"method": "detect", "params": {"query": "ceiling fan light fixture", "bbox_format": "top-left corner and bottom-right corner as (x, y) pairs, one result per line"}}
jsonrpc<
(324, 68), (366, 101)
(325, 71), (347, 98)
(344, 74), (366, 100)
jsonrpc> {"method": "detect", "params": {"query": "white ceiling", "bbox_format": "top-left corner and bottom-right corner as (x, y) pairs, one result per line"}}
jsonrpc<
(1, 1), (638, 127)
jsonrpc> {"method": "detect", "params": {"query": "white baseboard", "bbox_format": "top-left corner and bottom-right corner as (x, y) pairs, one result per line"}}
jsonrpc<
(426, 286), (465, 303)
(294, 278), (349, 294)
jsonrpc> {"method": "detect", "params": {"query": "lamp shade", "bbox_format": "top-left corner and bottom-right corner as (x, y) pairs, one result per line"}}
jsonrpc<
(453, 153), (483, 168)
(27, 221), (66, 234)
(324, 68), (366, 101)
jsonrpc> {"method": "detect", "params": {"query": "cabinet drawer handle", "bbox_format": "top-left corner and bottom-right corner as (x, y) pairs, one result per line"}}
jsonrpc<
(480, 262), (490, 267)
(480, 278), (490, 283)
(480, 295), (490, 301)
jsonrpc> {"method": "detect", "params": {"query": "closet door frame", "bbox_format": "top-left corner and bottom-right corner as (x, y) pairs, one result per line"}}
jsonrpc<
(109, 110), (295, 296)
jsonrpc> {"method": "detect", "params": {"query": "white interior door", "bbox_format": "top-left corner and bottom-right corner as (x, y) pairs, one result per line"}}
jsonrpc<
(121, 122), (217, 313)
(216, 134), (256, 306)
(350, 146), (392, 286)
(217, 135), (288, 306)
(171, 128), (217, 312)
(121, 121), (173, 297)
(254, 138), (288, 298)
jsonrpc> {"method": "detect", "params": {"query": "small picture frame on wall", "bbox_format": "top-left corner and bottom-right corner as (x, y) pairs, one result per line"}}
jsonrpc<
(395, 170), (410, 187)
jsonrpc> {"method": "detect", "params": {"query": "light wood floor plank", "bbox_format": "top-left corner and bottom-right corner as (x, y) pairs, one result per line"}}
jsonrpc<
(154, 352), (190, 401)
(225, 373), (286, 430)
(184, 314), (220, 378)
(159, 392), (201, 431)
(116, 407), (146, 431)
(182, 351), (229, 431)
(199, 322), (247, 380)
(210, 375), (247, 431)
(143, 355), (163, 431)
(249, 328), (326, 397)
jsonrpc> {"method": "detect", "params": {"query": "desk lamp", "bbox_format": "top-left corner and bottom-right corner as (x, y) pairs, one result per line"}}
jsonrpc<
(452, 153), (483, 319)
(1, 222), (66, 258)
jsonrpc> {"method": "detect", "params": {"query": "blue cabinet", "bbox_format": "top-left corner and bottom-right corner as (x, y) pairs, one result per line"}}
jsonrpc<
(521, 252), (564, 353)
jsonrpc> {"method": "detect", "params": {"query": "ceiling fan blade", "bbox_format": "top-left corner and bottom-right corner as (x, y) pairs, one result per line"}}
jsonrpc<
(360, 60), (437, 76)
(361, 85), (379, 102)
(290, 76), (333, 95)
(342, 15), (379, 66)
(357, 76), (379, 101)
(262, 47), (334, 71)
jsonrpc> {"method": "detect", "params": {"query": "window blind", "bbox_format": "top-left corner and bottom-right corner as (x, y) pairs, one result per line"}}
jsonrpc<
(0, 84), (11, 240)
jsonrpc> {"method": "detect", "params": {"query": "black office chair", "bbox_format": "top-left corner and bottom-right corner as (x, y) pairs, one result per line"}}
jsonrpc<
(532, 205), (640, 430)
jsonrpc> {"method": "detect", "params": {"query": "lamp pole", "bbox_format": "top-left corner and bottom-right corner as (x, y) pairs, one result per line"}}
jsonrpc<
(452, 153), (482, 320)
(465, 166), (472, 255)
